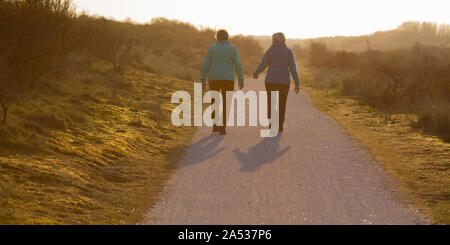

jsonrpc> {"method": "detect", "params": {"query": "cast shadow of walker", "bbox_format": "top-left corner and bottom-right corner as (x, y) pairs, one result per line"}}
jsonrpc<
(180, 134), (226, 167)
(233, 135), (291, 172)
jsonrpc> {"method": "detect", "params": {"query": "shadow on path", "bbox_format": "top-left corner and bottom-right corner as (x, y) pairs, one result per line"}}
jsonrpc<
(181, 134), (225, 167)
(233, 135), (290, 172)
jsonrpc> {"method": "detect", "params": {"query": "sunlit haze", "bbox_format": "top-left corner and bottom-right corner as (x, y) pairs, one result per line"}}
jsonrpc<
(73, 0), (450, 38)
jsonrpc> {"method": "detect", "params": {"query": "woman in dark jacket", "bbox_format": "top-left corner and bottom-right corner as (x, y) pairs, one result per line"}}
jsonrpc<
(253, 32), (300, 132)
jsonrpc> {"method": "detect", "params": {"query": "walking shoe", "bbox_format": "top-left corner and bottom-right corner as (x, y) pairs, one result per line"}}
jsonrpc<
(212, 125), (219, 133)
(219, 127), (227, 135)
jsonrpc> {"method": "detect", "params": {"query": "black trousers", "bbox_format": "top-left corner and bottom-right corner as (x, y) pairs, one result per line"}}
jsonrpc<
(209, 80), (234, 128)
(265, 83), (290, 130)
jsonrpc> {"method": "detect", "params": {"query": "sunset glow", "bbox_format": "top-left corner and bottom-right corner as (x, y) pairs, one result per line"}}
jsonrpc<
(73, 0), (450, 38)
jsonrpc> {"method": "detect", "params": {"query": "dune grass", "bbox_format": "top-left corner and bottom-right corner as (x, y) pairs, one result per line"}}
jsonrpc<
(303, 68), (450, 224)
(0, 59), (195, 224)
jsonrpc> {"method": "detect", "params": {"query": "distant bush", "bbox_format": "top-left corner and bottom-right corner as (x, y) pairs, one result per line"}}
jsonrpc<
(0, 0), (75, 123)
(398, 21), (450, 37)
(70, 16), (262, 80)
(72, 16), (139, 71)
(307, 41), (450, 139)
(416, 99), (450, 140)
(308, 42), (330, 67)
(230, 35), (263, 74)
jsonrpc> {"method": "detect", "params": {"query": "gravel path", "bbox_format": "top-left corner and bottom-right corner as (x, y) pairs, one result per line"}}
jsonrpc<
(145, 77), (427, 225)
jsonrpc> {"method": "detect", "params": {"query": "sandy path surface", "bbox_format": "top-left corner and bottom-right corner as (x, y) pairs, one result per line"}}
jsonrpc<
(145, 77), (427, 225)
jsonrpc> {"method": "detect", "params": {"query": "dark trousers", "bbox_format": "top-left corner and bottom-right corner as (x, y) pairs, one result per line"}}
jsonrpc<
(265, 83), (290, 130)
(209, 80), (234, 128)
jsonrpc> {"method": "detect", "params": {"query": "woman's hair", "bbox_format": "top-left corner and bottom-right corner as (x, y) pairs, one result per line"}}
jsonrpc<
(272, 32), (286, 43)
(216, 29), (229, 41)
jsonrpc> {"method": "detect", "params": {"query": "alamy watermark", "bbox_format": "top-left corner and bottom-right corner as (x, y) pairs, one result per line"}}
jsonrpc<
(171, 83), (280, 137)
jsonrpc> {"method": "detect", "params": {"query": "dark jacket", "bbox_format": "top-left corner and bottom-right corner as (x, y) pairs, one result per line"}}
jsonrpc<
(254, 43), (300, 86)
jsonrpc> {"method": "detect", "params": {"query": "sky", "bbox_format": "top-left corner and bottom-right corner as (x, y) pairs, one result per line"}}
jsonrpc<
(72, 0), (450, 39)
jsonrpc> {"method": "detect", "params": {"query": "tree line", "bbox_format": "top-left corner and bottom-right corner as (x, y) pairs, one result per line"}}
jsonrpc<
(268, 21), (450, 53)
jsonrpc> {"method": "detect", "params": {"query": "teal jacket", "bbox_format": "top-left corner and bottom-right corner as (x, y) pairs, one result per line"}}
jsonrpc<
(200, 40), (244, 84)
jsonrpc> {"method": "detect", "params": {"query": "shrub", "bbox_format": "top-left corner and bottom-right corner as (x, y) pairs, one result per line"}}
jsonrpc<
(0, 0), (75, 123)
(416, 99), (450, 140)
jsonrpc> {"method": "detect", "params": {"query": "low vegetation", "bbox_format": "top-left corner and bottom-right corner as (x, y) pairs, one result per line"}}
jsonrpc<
(299, 40), (450, 141)
(304, 82), (449, 224)
(0, 0), (263, 124)
(0, 0), (262, 224)
(0, 59), (195, 224)
(298, 27), (450, 223)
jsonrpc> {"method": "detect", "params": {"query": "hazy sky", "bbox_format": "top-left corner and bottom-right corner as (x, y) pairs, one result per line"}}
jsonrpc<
(73, 0), (450, 38)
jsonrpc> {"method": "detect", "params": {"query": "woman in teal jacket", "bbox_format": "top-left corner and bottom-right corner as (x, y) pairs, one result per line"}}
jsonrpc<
(200, 29), (244, 135)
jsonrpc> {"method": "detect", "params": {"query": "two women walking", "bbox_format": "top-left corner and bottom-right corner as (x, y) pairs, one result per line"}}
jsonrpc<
(200, 30), (300, 135)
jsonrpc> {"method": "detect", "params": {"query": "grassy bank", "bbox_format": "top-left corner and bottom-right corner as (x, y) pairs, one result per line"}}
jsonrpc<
(0, 0), (264, 224)
(303, 68), (450, 224)
(0, 59), (195, 224)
